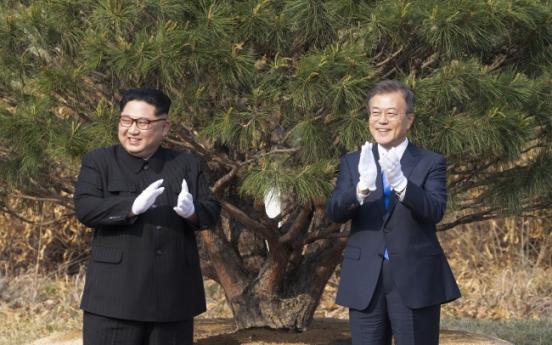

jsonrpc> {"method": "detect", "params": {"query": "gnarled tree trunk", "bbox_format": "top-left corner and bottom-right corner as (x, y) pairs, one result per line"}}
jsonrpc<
(199, 198), (347, 330)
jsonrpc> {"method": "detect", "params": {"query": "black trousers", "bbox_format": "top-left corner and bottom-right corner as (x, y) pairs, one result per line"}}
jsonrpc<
(348, 258), (441, 345)
(83, 312), (194, 345)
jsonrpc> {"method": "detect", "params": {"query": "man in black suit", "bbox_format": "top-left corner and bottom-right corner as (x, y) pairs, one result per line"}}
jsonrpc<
(74, 88), (220, 345)
(326, 80), (460, 344)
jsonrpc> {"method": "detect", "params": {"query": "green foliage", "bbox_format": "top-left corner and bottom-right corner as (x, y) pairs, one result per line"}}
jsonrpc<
(1, 0), (552, 330)
(240, 158), (337, 205)
(1, 0), (552, 227)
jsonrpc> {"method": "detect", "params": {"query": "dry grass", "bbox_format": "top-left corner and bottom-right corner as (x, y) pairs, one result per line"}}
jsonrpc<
(1, 204), (552, 344)
(438, 217), (552, 321)
(0, 268), (84, 345)
(2, 264), (551, 345)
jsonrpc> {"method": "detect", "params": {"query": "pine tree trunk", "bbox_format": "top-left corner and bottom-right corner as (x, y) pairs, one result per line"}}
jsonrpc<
(199, 204), (347, 331)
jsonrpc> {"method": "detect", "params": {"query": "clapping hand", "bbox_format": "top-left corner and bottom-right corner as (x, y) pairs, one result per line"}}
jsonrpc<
(358, 142), (378, 192)
(131, 179), (164, 215)
(174, 179), (195, 219)
(379, 147), (407, 192)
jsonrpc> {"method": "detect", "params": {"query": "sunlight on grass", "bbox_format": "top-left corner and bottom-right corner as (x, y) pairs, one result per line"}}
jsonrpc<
(441, 318), (552, 345)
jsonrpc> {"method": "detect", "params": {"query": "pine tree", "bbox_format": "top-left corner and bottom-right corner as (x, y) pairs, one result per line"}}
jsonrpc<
(1, 0), (551, 330)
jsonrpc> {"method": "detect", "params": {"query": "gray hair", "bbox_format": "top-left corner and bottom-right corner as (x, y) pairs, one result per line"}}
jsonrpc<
(367, 80), (415, 114)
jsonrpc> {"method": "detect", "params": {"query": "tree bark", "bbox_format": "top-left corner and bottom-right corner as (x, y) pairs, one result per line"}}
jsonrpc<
(199, 202), (347, 331)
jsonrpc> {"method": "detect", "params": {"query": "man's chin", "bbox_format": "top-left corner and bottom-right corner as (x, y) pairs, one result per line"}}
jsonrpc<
(123, 146), (147, 158)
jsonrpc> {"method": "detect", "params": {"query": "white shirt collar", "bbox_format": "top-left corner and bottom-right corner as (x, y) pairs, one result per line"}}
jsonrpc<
(378, 138), (409, 159)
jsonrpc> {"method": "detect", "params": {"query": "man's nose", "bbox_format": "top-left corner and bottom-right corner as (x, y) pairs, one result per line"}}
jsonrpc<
(128, 121), (141, 132)
(378, 116), (389, 124)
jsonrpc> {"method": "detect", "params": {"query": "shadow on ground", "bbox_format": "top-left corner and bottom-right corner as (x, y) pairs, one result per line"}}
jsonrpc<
(30, 318), (513, 345)
(193, 318), (512, 345)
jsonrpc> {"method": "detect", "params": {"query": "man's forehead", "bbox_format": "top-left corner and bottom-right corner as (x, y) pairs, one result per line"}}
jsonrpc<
(121, 102), (160, 118)
(370, 92), (406, 106)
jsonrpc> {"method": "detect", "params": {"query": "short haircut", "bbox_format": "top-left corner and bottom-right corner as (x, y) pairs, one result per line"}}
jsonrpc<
(120, 88), (172, 117)
(367, 80), (415, 114)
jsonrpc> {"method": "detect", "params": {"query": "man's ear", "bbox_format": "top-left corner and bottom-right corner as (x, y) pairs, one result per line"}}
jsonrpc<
(162, 120), (171, 136)
(407, 113), (415, 127)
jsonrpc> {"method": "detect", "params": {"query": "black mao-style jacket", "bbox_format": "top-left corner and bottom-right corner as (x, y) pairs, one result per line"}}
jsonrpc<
(74, 144), (220, 322)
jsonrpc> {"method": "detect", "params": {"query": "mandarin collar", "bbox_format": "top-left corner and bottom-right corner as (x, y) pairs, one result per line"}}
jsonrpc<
(116, 145), (166, 174)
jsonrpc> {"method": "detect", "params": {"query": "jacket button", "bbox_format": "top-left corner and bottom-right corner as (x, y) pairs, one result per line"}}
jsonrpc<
(384, 228), (390, 233)
(156, 250), (162, 255)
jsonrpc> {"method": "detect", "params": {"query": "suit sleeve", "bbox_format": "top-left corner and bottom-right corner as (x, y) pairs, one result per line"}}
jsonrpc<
(401, 154), (447, 225)
(73, 153), (135, 228)
(325, 154), (365, 224)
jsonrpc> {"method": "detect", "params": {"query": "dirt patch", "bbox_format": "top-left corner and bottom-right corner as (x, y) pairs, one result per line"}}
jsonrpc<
(29, 318), (513, 345)
(195, 318), (351, 345)
(193, 318), (512, 345)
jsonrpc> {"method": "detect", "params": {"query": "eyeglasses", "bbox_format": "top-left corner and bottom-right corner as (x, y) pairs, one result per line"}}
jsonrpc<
(370, 110), (407, 120)
(119, 115), (167, 130)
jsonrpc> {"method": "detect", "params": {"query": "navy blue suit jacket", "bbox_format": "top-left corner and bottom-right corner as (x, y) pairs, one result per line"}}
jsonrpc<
(326, 143), (460, 310)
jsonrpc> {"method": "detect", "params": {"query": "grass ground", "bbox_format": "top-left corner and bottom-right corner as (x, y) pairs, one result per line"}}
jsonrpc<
(1, 270), (551, 345)
(1, 216), (550, 344)
(440, 318), (552, 345)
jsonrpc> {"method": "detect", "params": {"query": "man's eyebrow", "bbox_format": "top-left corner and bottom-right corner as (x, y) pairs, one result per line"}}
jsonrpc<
(120, 115), (150, 119)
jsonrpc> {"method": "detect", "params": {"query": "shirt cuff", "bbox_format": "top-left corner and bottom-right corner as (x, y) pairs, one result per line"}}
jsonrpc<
(394, 186), (406, 202)
(356, 183), (369, 205)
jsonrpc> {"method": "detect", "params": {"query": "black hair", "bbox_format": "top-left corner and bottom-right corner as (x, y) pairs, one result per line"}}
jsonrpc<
(120, 88), (171, 117)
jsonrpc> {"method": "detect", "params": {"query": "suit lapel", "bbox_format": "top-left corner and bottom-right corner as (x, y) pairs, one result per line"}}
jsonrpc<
(400, 142), (421, 177)
(384, 142), (421, 213)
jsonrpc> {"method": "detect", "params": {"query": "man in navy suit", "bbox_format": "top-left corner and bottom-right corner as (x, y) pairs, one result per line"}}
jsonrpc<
(326, 80), (460, 345)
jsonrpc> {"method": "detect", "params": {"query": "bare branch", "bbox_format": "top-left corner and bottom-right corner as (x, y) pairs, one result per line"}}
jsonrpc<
(219, 199), (275, 242)
(279, 206), (312, 244)
(0, 204), (74, 226)
(7, 194), (65, 203)
(375, 47), (404, 67)
(295, 222), (344, 246)
(212, 165), (239, 194)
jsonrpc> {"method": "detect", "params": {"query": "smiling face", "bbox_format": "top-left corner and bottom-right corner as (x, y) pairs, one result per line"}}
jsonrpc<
(369, 91), (414, 150)
(118, 100), (170, 159)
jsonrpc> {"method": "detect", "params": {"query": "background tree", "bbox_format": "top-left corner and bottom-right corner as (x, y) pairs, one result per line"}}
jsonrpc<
(1, 0), (551, 331)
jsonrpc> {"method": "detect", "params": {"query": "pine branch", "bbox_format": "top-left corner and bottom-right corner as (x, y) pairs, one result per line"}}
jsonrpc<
(219, 199), (275, 243)
(375, 46), (404, 67)
(212, 165), (239, 194)
(279, 206), (311, 244)
(294, 221), (343, 246)
(172, 128), (239, 167)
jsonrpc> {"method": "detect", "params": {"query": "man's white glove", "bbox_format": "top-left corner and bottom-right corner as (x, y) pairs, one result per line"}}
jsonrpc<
(131, 179), (164, 215)
(174, 179), (195, 219)
(379, 147), (407, 192)
(358, 142), (378, 192)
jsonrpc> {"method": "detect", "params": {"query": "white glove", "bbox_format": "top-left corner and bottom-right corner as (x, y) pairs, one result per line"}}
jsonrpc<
(131, 179), (164, 215)
(358, 142), (378, 192)
(379, 147), (407, 192)
(174, 179), (195, 219)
